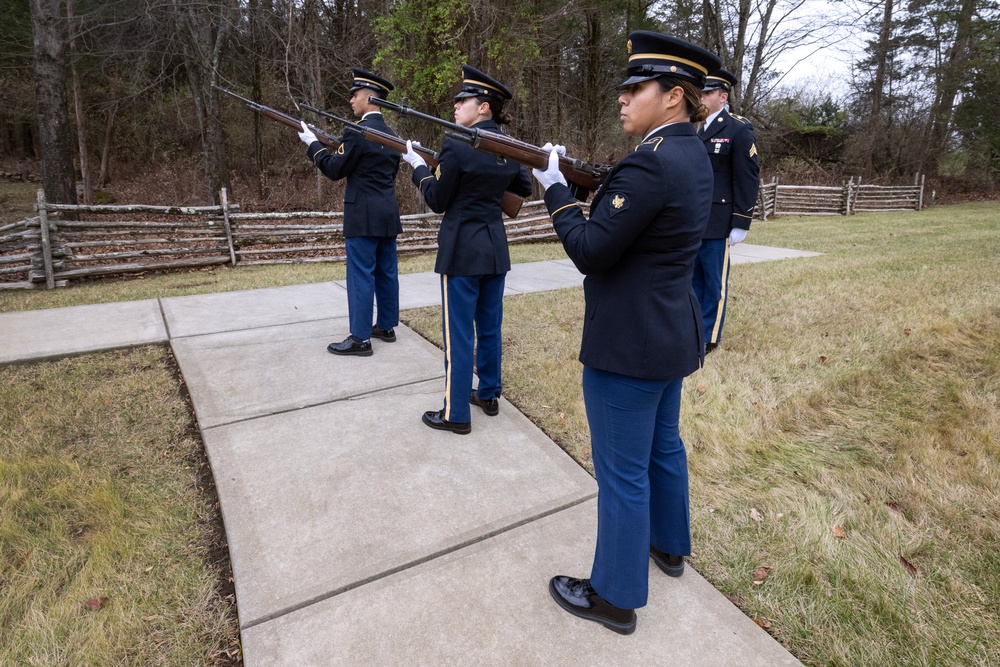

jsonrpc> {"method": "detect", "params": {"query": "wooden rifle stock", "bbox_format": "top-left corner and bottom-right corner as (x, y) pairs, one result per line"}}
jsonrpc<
(371, 96), (610, 193)
(300, 102), (523, 219)
(212, 84), (341, 150)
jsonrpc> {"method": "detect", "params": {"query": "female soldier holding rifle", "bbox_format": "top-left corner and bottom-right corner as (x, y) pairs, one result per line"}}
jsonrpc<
(531, 32), (720, 635)
(400, 65), (533, 435)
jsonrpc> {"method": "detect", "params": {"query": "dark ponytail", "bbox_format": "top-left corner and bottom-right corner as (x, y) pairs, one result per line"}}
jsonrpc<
(657, 76), (709, 123)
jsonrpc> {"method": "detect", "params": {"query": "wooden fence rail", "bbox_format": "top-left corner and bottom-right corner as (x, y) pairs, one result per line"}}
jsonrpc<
(756, 175), (926, 219)
(3, 177), (925, 290)
(0, 192), (562, 289)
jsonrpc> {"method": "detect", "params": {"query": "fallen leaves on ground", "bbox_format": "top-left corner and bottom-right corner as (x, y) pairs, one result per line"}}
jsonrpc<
(83, 596), (109, 611)
(832, 525), (847, 538)
(899, 555), (918, 577)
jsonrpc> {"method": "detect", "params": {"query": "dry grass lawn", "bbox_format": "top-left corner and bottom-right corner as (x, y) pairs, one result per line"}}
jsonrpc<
(0, 348), (240, 665)
(407, 202), (1000, 666)
(3, 197), (998, 665)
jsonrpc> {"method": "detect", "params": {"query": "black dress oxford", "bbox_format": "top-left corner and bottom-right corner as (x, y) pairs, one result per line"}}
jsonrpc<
(650, 545), (685, 577)
(421, 409), (471, 435)
(469, 391), (499, 416)
(548, 576), (636, 635)
(327, 335), (372, 357)
(371, 325), (396, 342)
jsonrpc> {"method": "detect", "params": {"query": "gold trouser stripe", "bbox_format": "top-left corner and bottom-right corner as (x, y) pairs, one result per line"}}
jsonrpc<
(710, 242), (731, 344)
(442, 275), (453, 420)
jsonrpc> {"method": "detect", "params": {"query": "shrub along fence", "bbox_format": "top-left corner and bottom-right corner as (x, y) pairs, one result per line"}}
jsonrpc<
(755, 175), (926, 219)
(0, 191), (561, 290)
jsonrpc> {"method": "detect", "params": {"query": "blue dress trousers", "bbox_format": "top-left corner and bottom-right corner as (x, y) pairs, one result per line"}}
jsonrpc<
(693, 108), (759, 345)
(543, 122), (712, 609)
(307, 112), (402, 339)
(410, 120), (532, 422)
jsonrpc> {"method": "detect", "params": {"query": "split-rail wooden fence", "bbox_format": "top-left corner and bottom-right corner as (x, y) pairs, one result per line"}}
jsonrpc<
(756, 174), (926, 219)
(0, 191), (560, 290)
(2, 176), (927, 290)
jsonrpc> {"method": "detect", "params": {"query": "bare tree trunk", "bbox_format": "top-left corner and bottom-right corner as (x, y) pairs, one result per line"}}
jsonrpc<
(172, 0), (234, 205)
(66, 0), (91, 203)
(703, 0), (728, 58)
(741, 0), (777, 116)
(581, 7), (603, 156)
(920, 0), (978, 175)
(98, 102), (117, 189)
(249, 0), (267, 199)
(865, 0), (894, 178)
(29, 0), (77, 207)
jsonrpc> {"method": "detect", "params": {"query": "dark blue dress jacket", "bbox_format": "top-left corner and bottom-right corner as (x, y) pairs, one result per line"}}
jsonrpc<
(306, 112), (402, 239)
(410, 120), (532, 276)
(543, 123), (713, 380)
(700, 108), (760, 239)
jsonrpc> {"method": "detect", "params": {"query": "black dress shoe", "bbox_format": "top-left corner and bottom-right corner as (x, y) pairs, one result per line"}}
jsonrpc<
(548, 576), (636, 635)
(650, 545), (685, 577)
(469, 391), (499, 416)
(371, 326), (396, 342)
(421, 409), (471, 435)
(327, 335), (372, 357)
(705, 342), (719, 355)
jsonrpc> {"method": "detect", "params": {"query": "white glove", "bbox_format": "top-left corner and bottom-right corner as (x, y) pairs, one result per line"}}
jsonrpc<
(729, 228), (748, 245)
(298, 121), (317, 146)
(403, 140), (427, 169)
(532, 143), (568, 191)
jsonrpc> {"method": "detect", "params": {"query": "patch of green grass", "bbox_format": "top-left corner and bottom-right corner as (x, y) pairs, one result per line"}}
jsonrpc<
(0, 347), (239, 665)
(409, 202), (1000, 666)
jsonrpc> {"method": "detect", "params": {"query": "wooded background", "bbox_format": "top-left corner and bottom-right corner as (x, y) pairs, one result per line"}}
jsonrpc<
(2, 0), (998, 210)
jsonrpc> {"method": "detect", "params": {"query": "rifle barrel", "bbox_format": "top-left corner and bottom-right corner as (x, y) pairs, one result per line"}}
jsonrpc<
(213, 85), (341, 148)
(299, 101), (441, 164)
(370, 95), (609, 190)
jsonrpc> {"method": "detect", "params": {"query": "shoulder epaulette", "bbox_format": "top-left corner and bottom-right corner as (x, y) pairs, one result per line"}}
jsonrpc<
(636, 136), (663, 152)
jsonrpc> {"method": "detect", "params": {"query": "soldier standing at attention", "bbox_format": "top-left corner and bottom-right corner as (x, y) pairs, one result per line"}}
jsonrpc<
(298, 69), (402, 357)
(532, 32), (720, 634)
(693, 69), (760, 353)
(401, 65), (533, 435)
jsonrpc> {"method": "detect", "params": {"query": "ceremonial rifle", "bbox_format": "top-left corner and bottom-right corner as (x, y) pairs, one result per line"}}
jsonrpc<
(299, 102), (523, 218)
(212, 84), (342, 150)
(369, 96), (610, 194)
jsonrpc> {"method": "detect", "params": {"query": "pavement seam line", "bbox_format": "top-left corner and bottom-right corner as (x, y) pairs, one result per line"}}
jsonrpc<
(238, 490), (599, 632)
(156, 298), (172, 340)
(167, 315), (350, 341)
(199, 375), (445, 431)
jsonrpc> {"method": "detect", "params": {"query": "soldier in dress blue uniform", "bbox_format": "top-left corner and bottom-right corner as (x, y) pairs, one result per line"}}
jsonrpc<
(401, 65), (533, 435)
(297, 69), (402, 357)
(693, 68), (760, 353)
(532, 31), (720, 635)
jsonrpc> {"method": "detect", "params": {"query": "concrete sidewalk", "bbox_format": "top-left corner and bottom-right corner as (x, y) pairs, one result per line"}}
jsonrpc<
(1, 247), (818, 665)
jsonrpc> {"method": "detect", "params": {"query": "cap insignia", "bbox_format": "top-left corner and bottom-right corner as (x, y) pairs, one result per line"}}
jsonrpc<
(627, 39), (632, 55)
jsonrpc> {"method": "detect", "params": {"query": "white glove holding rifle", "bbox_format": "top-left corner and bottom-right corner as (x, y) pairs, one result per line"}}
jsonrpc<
(403, 140), (427, 169)
(298, 121), (318, 146)
(729, 228), (748, 245)
(532, 143), (567, 191)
